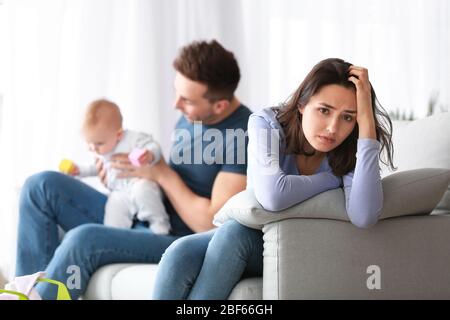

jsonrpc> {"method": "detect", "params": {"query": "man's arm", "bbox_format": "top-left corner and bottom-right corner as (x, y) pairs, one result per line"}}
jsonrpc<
(110, 155), (247, 233)
(157, 167), (246, 232)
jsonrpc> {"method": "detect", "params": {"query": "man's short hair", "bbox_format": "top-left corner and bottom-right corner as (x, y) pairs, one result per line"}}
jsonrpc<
(173, 40), (241, 102)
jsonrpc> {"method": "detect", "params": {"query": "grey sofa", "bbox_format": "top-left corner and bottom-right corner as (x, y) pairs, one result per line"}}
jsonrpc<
(84, 112), (450, 299)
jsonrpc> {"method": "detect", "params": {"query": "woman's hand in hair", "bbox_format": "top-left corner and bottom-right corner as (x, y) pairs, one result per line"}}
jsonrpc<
(348, 65), (377, 139)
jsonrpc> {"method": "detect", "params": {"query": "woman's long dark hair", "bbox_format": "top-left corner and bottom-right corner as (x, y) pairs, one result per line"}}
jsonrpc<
(276, 58), (395, 176)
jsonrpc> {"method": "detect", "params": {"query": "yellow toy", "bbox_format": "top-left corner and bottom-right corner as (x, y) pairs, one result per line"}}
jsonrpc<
(59, 159), (76, 175)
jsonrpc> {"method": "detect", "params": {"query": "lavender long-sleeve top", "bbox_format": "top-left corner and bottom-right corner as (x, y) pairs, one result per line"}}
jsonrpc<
(246, 108), (383, 228)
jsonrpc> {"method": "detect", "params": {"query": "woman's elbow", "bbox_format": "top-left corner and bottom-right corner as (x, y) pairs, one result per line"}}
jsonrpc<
(349, 210), (380, 229)
(255, 190), (286, 212)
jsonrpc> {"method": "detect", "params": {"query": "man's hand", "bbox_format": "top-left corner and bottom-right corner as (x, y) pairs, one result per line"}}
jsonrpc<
(96, 158), (107, 186)
(138, 149), (154, 166)
(110, 153), (168, 182)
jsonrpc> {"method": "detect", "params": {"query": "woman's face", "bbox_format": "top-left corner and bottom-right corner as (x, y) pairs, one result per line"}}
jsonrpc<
(299, 84), (357, 152)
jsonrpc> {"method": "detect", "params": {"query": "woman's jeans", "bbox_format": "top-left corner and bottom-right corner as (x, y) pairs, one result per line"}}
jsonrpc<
(152, 220), (264, 300)
(16, 171), (191, 300)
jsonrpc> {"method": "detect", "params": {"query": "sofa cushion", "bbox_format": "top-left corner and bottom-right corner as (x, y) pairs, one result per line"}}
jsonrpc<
(213, 168), (450, 230)
(83, 263), (142, 300)
(111, 264), (158, 300)
(84, 263), (262, 300)
(385, 112), (450, 214)
(228, 278), (262, 300)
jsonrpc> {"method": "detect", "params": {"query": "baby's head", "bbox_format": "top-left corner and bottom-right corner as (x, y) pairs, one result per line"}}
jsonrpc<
(82, 99), (123, 155)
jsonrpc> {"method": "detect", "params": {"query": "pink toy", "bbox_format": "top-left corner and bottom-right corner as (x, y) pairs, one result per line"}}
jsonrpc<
(128, 148), (147, 166)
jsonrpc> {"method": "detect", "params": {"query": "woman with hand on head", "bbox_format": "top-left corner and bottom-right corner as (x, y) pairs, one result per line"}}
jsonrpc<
(153, 58), (395, 300)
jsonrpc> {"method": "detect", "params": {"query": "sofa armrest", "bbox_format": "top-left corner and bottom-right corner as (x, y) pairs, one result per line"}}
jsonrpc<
(213, 168), (450, 229)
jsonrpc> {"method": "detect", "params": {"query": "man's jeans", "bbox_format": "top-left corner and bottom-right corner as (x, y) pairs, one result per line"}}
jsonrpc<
(153, 220), (264, 299)
(16, 171), (191, 300)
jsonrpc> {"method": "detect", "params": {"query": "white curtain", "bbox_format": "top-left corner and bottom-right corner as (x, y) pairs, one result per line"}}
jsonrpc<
(1, 0), (449, 279)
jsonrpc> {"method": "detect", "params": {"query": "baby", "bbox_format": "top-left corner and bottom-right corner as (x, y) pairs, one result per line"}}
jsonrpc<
(63, 99), (170, 235)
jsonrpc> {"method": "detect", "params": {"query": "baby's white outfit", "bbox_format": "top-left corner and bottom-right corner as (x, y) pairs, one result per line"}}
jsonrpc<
(78, 130), (170, 235)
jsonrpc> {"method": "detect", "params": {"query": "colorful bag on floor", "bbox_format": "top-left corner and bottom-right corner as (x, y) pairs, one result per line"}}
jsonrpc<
(0, 271), (71, 300)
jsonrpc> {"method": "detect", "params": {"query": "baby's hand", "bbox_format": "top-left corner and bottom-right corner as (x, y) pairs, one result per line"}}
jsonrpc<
(96, 158), (107, 186)
(59, 159), (79, 176)
(138, 150), (154, 165)
(70, 165), (80, 176)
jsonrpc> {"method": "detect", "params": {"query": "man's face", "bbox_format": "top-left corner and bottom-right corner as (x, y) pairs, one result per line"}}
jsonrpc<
(173, 72), (218, 123)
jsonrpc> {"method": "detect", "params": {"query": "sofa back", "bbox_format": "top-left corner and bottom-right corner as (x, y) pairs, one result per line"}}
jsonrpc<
(381, 112), (450, 214)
